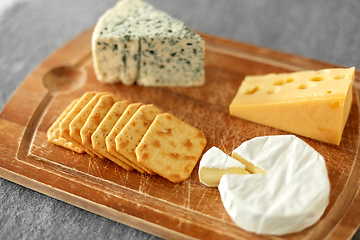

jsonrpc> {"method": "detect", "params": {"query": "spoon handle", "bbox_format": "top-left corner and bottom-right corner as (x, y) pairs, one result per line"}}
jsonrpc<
(17, 52), (91, 160)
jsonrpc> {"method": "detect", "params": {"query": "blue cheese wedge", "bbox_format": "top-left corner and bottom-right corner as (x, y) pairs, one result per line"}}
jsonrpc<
(136, 11), (205, 87)
(92, 0), (152, 85)
(92, 0), (205, 87)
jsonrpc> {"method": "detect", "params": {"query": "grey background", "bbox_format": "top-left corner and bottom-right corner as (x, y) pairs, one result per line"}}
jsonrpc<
(0, 0), (360, 239)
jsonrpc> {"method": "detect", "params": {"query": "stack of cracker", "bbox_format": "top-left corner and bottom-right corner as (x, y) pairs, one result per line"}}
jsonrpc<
(47, 92), (207, 183)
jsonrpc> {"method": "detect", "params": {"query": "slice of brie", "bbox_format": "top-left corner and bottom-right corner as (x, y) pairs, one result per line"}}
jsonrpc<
(199, 147), (249, 187)
(218, 135), (330, 235)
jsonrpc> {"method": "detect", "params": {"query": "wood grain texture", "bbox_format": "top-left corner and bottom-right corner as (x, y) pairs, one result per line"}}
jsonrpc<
(0, 28), (360, 239)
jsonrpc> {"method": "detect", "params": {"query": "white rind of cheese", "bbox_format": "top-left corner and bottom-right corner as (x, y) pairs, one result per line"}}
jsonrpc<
(218, 135), (330, 235)
(92, 0), (205, 87)
(198, 147), (249, 187)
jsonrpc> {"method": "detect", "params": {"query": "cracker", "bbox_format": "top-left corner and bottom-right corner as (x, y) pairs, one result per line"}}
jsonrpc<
(136, 113), (207, 183)
(59, 92), (97, 155)
(47, 99), (85, 154)
(106, 103), (148, 173)
(115, 104), (163, 175)
(91, 101), (134, 171)
(69, 92), (110, 158)
(80, 94), (120, 159)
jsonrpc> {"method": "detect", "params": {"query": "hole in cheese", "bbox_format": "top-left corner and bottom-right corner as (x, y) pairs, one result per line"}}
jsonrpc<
(273, 80), (284, 86)
(285, 78), (294, 83)
(245, 86), (259, 95)
(232, 152), (267, 174)
(311, 76), (327, 82)
(334, 74), (346, 79)
(267, 88), (278, 94)
(327, 90), (333, 94)
(298, 84), (308, 90)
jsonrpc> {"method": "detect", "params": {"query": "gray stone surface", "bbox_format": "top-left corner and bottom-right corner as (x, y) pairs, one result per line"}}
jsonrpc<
(0, 0), (359, 239)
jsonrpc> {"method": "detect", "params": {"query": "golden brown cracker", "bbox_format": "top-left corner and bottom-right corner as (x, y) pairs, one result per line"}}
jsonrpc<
(69, 92), (110, 157)
(47, 99), (85, 154)
(59, 92), (97, 155)
(106, 103), (148, 173)
(136, 113), (207, 183)
(115, 104), (163, 174)
(80, 94), (120, 159)
(91, 101), (134, 171)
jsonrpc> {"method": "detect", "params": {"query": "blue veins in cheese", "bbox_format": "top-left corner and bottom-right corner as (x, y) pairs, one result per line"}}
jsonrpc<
(92, 0), (205, 87)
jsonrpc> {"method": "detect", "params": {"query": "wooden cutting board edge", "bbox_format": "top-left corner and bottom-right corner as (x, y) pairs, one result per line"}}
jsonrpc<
(1, 27), (360, 239)
(0, 155), (195, 240)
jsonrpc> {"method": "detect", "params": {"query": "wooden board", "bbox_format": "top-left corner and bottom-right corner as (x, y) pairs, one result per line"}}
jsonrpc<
(1, 28), (360, 239)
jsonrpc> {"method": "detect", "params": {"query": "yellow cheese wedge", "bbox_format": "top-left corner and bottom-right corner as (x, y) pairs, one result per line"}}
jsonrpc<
(229, 67), (355, 145)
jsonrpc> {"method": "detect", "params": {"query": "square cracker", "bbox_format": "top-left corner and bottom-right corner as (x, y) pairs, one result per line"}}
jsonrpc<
(69, 92), (111, 158)
(59, 92), (97, 155)
(115, 104), (164, 175)
(47, 99), (85, 154)
(106, 103), (149, 174)
(135, 113), (207, 183)
(91, 100), (134, 171)
(80, 94), (120, 159)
